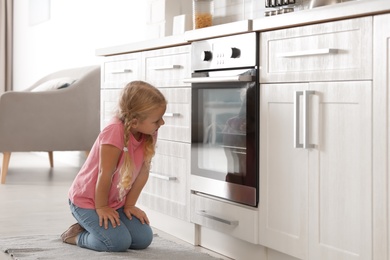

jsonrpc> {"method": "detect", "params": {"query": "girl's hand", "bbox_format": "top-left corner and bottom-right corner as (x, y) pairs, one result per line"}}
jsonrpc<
(96, 206), (120, 229)
(124, 206), (150, 225)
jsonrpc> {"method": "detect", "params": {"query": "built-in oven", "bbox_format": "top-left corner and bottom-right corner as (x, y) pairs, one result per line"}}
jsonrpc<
(185, 32), (259, 207)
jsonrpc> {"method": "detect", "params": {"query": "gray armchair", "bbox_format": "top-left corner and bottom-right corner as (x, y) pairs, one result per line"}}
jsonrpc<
(0, 65), (101, 184)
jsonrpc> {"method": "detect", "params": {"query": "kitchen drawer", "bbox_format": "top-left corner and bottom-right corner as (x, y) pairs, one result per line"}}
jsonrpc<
(190, 193), (259, 244)
(102, 52), (142, 88)
(158, 87), (191, 143)
(260, 16), (372, 83)
(100, 89), (121, 130)
(139, 140), (190, 220)
(143, 45), (191, 88)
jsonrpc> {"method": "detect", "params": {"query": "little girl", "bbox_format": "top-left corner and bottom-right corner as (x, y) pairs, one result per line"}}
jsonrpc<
(61, 81), (167, 252)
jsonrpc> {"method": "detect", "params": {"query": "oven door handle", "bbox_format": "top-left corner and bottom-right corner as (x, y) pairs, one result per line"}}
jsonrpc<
(183, 75), (255, 83)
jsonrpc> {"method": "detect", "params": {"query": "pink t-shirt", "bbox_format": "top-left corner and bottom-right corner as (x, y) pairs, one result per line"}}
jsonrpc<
(68, 117), (155, 210)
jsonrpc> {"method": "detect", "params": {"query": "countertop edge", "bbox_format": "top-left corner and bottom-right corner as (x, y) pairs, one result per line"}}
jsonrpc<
(95, 34), (188, 57)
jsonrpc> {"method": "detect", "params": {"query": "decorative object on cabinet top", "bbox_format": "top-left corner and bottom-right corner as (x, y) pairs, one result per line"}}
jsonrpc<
(253, 0), (390, 31)
(184, 19), (252, 41)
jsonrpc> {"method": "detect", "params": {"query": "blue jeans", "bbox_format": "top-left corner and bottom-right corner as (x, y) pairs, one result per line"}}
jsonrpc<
(69, 200), (153, 252)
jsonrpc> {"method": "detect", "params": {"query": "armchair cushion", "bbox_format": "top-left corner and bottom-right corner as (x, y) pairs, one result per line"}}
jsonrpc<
(31, 77), (75, 92)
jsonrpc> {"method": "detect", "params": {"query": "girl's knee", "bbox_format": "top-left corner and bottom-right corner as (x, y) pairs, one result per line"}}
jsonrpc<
(130, 225), (154, 249)
(110, 240), (132, 252)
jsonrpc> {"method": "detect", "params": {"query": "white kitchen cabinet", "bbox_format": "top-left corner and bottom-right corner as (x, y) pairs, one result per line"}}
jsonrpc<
(259, 16), (374, 260)
(100, 44), (192, 222)
(139, 45), (192, 221)
(259, 81), (372, 260)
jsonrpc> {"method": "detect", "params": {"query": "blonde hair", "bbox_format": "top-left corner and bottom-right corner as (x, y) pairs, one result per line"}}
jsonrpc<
(116, 81), (167, 199)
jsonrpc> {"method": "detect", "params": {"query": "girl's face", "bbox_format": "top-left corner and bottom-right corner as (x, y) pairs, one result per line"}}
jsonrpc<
(131, 104), (166, 138)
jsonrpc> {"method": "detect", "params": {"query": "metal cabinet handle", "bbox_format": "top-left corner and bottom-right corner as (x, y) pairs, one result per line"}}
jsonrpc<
(152, 65), (182, 70)
(278, 48), (338, 58)
(294, 90), (315, 149)
(196, 210), (239, 226)
(164, 112), (181, 118)
(110, 69), (132, 74)
(149, 172), (177, 181)
(294, 91), (303, 148)
(303, 91), (315, 149)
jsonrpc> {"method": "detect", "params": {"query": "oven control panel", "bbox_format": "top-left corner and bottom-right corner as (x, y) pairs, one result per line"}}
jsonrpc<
(191, 32), (257, 71)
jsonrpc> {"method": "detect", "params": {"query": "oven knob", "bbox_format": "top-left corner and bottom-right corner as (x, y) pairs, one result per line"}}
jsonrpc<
(231, 47), (241, 58)
(201, 51), (213, 61)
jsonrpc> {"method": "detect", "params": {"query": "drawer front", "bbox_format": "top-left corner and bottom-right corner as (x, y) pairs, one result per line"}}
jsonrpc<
(100, 89), (121, 130)
(190, 193), (259, 244)
(103, 53), (142, 88)
(159, 87), (191, 143)
(260, 17), (372, 82)
(143, 45), (191, 88)
(138, 140), (190, 220)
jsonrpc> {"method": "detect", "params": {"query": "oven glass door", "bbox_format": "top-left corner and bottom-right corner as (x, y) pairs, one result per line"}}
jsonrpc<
(191, 70), (258, 206)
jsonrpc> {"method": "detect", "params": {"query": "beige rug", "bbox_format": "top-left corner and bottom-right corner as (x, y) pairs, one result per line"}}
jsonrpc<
(0, 234), (222, 260)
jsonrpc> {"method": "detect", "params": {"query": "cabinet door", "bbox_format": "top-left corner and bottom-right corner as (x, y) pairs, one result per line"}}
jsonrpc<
(259, 81), (372, 260)
(259, 83), (309, 260)
(308, 82), (372, 260)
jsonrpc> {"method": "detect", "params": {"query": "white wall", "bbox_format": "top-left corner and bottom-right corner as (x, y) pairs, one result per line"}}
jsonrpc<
(13, 0), (148, 90)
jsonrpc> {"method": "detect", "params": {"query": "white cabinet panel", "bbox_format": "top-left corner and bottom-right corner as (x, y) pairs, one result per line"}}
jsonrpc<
(143, 45), (191, 88)
(259, 81), (373, 260)
(259, 83), (309, 259)
(372, 13), (390, 260)
(190, 193), (259, 244)
(159, 87), (191, 142)
(102, 52), (142, 89)
(260, 17), (372, 83)
(308, 81), (372, 260)
(100, 89), (121, 129)
(139, 140), (190, 221)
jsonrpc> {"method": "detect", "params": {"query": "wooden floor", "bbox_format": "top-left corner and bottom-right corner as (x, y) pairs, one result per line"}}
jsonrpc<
(0, 152), (229, 260)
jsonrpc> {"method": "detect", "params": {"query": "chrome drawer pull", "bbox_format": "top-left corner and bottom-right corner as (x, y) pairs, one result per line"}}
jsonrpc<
(294, 91), (303, 148)
(152, 65), (182, 70)
(164, 112), (181, 118)
(150, 172), (177, 181)
(303, 90), (315, 149)
(110, 69), (133, 74)
(196, 210), (239, 226)
(278, 48), (338, 58)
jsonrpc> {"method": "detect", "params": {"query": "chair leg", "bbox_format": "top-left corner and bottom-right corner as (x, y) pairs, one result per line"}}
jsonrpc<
(48, 151), (53, 168)
(1, 152), (11, 184)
